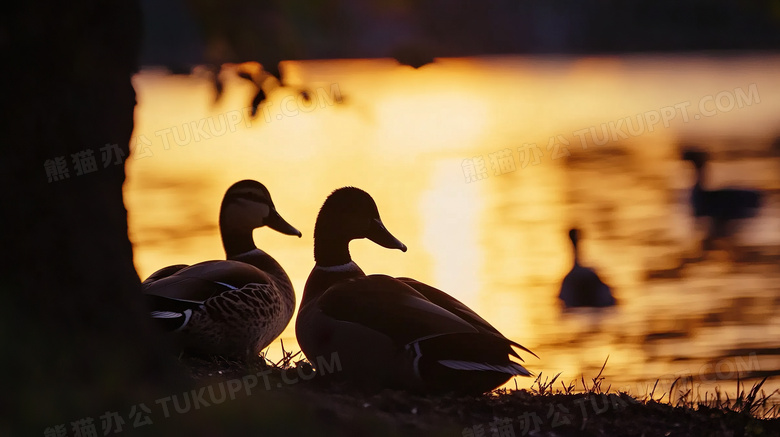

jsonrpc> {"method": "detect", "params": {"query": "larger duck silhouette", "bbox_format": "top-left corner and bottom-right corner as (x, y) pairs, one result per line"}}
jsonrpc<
(558, 228), (616, 308)
(296, 187), (535, 395)
(143, 180), (301, 359)
(681, 148), (762, 253)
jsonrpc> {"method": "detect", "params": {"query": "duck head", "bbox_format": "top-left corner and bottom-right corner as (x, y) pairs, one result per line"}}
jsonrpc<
(568, 228), (580, 246)
(219, 180), (301, 255)
(314, 187), (407, 266)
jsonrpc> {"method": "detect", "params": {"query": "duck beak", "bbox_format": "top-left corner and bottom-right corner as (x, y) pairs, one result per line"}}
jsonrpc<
(265, 210), (302, 237)
(366, 218), (407, 252)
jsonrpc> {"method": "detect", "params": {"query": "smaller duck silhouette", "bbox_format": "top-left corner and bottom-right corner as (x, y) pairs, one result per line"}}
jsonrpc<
(143, 180), (301, 359)
(681, 148), (762, 253)
(558, 228), (616, 308)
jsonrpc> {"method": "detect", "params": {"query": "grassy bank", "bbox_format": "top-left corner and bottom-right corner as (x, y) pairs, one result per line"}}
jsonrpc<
(147, 350), (779, 437)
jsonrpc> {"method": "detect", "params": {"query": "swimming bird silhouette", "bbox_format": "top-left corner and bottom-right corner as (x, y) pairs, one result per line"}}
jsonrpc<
(558, 228), (616, 308)
(681, 148), (762, 253)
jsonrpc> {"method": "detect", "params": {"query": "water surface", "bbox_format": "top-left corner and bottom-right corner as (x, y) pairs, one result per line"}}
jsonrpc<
(126, 55), (780, 399)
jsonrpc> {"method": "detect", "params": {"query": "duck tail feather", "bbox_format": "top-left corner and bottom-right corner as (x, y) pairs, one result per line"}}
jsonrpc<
(507, 339), (539, 359)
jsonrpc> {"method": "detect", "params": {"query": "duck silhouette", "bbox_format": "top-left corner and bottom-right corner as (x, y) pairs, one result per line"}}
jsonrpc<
(143, 180), (301, 359)
(296, 187), (535, 394)
(681, 148), (762, 253)
(558, 228), (616, 308)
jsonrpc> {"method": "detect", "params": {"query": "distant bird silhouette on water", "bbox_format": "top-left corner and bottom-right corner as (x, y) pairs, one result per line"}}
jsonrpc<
(681, 148), (762, 252)
(559, 228), (616, 308)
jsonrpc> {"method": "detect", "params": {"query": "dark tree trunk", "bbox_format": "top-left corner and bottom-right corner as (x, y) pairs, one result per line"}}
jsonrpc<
(1, 1), (182, 433)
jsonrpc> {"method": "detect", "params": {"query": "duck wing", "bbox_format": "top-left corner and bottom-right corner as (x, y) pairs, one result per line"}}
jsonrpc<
(397, 277), (505, 334)
(317, 274), (480, 346)
(144, 260), (274, 333)
(142, 264), (189, 285)
(144, 260), (273, 303)
(397, 277), (537, 359)
(314, 274), (534, 394)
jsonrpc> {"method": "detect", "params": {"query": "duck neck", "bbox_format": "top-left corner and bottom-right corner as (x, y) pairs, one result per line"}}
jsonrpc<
(304, 234), (363, 308)
(221, 224), (257, 258)
(571, 241), (581, 266)
(313, 234), (353, 267)
(693, 164), (706, 188)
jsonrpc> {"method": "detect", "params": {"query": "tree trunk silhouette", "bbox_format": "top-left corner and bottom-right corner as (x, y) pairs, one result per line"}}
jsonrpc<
(1, 2), (182, 434)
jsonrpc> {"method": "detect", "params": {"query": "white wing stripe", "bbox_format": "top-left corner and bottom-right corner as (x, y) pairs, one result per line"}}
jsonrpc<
(150, 311), (181, 319)
(411, 342), (423, 379)
(438, 360), (530, 376)
(173, 309), (193, 332)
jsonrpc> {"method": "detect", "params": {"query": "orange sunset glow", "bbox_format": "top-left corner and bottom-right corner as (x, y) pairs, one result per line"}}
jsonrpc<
(126, 55), (780, 396)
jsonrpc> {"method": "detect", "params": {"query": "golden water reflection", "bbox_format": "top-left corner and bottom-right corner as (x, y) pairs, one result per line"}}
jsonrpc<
(126, 56), (780, 399)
